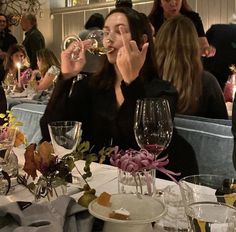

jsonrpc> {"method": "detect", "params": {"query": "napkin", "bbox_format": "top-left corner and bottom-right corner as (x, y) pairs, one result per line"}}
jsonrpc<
(0, 195), (94, 232)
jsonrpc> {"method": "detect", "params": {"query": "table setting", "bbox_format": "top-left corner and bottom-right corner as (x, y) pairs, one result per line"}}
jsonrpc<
(1, 98), (236, 232)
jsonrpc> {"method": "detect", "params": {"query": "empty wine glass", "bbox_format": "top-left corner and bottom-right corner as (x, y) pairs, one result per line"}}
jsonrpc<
(48, 121), (82, 159)
(134, 98), (173, 158)
(62, 29), (113, 61)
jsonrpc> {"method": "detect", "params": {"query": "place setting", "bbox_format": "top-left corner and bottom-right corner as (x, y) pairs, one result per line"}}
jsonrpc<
(1, 100), (236, 232)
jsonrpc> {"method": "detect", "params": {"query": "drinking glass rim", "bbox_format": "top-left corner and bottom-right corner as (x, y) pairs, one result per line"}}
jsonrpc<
(188, 201), (236, 210)
(48, 121), (82, 128)
(179, 174), (236, 196)
(136, 97), (168, 103)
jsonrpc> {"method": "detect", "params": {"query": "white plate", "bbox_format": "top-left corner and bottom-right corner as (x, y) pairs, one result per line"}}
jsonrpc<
(88, 193), (166, 224)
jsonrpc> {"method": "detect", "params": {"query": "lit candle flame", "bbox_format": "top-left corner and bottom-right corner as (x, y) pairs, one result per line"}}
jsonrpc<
(16, 62), (21, 69)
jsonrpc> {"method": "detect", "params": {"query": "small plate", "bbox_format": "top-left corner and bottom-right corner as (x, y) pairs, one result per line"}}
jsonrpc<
(88, 193), (166, 224)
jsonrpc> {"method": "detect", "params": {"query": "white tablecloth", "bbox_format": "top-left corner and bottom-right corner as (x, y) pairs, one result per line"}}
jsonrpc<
(0, 148), (176, 232)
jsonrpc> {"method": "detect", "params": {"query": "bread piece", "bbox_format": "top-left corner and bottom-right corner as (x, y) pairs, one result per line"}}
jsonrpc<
(97, 192), (111, 207)
(109, 208), (130, 220)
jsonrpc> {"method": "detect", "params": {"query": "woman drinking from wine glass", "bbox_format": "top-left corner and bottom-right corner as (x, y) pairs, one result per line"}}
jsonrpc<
(40, 7), (197, 179)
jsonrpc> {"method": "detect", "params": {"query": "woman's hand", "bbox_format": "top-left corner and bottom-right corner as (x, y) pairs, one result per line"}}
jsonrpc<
(116, 26), (149, 84)
(61, 40), (89, 80)
(201, 45), (216, 57)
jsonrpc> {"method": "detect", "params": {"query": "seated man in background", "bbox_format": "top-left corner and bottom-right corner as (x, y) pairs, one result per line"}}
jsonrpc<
(204, 14), (236, 89)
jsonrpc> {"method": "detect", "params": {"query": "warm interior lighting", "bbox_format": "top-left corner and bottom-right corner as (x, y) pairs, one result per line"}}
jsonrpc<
(0, 0), (42, 26)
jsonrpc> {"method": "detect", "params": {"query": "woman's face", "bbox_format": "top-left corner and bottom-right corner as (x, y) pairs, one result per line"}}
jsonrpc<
(11, 51), (25, 66)
(103, 12), (131, 64)
(160, 0), (182, 18)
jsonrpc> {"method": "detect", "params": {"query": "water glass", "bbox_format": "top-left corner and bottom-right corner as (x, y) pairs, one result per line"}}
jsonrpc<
(48, 121), (82, 158)
(154, 184), (189, 231)
(0, 127), (18, 176)
(0, 127), (18, 195)
(179, 174), (236, 232)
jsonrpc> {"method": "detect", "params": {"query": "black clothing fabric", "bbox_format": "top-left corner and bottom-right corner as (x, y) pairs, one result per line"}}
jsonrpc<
(203, 24), (236, 89)
(0, 64), (6, 125)
(22, 26), (45, 69)
(0, 30), (17, 53)
(40, 75), (177, 148)
(196, 71), (228, 119)
(0, 86), (7, 125)
(40, 74), (198, 178)
(149, 10), (205, 37)
(0, 30), (17, 74)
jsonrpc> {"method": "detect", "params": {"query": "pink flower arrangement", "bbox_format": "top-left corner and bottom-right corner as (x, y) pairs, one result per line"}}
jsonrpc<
(110, 147), (180, 182)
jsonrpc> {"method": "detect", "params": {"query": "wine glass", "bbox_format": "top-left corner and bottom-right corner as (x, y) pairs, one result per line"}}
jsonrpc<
(134, 98), (173, 158)
(62, 29), (113, 61)
(48, 121), (82, 159)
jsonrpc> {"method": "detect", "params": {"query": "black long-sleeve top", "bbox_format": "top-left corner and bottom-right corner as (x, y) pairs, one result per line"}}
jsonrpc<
(40, 75), (200, 178)
(40, 75), (177, 151)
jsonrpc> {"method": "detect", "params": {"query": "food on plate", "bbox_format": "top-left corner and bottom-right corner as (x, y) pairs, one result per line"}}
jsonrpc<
(109, 208), (130, 220)
(97, 192), (111, 207)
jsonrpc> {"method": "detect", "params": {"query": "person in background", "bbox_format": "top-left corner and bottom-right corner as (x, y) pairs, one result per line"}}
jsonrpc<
(232, 95), (236, 169)
(0, 76), (7, 125)
(204, 14), (236, 89)
(1, 44), (31, 91)
(20, 14), (45, 69)
(30, 48), (60, 91)
(0, 14), (17, 66)
(40, 7), (198, 179)
(79, 13), (105, 75)
(148, 0), (215, 57)
(154, 15), (228, 119)
(115, 0), (133, 8)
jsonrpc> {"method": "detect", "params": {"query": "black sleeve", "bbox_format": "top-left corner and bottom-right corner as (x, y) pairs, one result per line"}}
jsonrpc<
(202, 72), (228, 119)
(185, 11), (206, 37)
(40, 75), (91, 142)
(28, 32), (45, 69)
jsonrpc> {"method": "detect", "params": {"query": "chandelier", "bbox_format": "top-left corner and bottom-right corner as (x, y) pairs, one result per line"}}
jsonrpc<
(0, 0), (42, 26)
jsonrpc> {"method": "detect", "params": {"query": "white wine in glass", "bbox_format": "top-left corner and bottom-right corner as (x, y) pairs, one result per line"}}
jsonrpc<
(62, 29), (113, 60)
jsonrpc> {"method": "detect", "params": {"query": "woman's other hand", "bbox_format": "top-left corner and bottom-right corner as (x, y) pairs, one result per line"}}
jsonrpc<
(116, 25), (149, 84)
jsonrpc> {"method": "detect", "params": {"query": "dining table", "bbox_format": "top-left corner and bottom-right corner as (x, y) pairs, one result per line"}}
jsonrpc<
(7, 92), (48, 110)
(0, 147), (180, 232)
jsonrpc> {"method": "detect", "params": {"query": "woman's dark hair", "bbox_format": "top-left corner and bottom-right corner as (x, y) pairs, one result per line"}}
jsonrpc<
(92, 7), (158, 89)
(85, 13), (104, 30)
(148, 0), (192, 32)
(115, 0), (133, 8)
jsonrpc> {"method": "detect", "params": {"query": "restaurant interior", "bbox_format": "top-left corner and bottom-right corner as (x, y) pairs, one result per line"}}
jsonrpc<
(1, 0), (236, 231)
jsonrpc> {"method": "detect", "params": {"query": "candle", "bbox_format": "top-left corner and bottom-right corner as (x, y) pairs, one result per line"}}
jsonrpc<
(16, 62), (21, 87)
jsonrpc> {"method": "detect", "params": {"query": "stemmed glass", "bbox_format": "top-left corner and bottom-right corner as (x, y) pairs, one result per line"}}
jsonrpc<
(48, 121), (82, 159)
(62, 29), (113, 61)
(48, 121), (82, 186)
(134, 98), (173, 158)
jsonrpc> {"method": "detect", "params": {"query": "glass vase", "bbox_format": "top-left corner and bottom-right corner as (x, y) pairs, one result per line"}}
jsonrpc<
(118, 169), (156, 196)
(34, 176), (67, 202)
